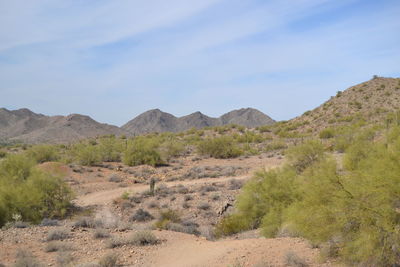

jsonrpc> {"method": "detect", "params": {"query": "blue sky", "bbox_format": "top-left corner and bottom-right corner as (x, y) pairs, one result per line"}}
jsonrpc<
(0, 0), (399, 126)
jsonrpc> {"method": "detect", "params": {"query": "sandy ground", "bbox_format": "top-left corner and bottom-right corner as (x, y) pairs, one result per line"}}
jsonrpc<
(0, 154), (337, 267)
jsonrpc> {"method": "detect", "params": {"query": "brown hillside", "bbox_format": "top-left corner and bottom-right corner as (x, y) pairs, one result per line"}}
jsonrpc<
(291, 77), (400, 133)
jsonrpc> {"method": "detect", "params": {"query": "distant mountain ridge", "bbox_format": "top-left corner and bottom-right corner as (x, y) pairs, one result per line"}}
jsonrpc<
(121, 108), (275, 135)
(0, 109), (125, 144)
(0, 107), (275, 144)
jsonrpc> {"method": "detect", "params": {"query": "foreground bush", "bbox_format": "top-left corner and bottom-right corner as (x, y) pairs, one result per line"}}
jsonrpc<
(218, 125), (400, 265)
(197, 136), (242, 159)
(0, 154), (73, 227)
(286, 140), (324, 173)
(215, 167), (298, 237)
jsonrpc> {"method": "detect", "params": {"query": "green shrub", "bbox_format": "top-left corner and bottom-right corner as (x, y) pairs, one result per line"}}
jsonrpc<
(123, 137), (163, 167)
(264, 141), (287, 152)
(154, 209), (181, 229)
(235, 131), (264, 143)
(0, 149), (7, 158)
(0, 155), (73, 227)
(286, 140), (324, 173)
(26, 145), (59, 163)
(98, 136), (124, 162)
(222, 125), (400, 265)
(216, 167), (298, 237)
(0, 154), (35, 182)
(197, 136), (242, 159)
(71, 143), (101, 166)
(319, 128), (335, 139)
(160, 140), (185, 161)
(214, 213), (251, 237)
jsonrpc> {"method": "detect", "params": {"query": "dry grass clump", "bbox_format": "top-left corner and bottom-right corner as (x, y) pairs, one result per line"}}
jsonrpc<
(56, 251), (74, 267)
(154, 209), (181, 229)
(45, 241), (74, 252)
(107, 231), (159, 248)
(73, 216), (96, 228)
(40, 218), (59, 226)
(13, 221), (30, 228)
(14, 250), (43, 267)
(46, 228), (70, 241)
(109, 174), (122, 183)
(93, 228), (111, 239)
(98, 253), (119, 267)
(129, 208), (154, 222)
(166, 220), (201, 236)
(197, 203), (211, 210)
(228, 178), (243, 190)
(284, 251), (308, 267)
(128, 231), (159, 246)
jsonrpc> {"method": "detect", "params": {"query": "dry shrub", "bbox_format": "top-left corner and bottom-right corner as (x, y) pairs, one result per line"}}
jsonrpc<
(46, 228), (70, 241)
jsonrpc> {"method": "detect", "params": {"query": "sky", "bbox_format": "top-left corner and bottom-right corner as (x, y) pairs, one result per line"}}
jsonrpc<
(0, 0), (399, 126)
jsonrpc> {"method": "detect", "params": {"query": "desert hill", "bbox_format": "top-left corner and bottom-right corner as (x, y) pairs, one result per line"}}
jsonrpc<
(121, 108), (275, 135)
(290, 76), (400, 133)
(0, 109), (126, 144)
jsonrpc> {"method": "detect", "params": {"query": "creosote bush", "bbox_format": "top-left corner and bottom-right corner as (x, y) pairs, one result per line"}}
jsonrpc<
(319, 128), (334, 139)
(26, 144), (59, 163)
(197, 136), (242, 159)
(123, 137), (164, 167)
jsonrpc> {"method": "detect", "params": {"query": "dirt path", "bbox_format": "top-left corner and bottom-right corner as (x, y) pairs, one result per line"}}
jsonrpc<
(75, 175), (250, 207)
(143, 231), (332, 267)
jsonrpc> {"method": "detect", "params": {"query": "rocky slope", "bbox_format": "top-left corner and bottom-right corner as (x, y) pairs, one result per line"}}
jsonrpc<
(121, 108), (275, 135)
(290, 76), (400, 133)
(0, 109), (125, 144)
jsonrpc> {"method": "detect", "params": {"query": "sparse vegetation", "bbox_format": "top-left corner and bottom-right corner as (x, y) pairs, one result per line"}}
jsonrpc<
(99, 253), (119, 267)
(318, 128), (334, 139)
(107, 231), (159, 248)
(45, 241), (73, 252)
(14, 250), (43, 267)
(46, 228), (70, 241)
(284, 251), (308, 267)
(130, 208), (154, 222)
(154, 209), (181, 229)
(56, 251), (74, 267)
(93, 228), (111, 239)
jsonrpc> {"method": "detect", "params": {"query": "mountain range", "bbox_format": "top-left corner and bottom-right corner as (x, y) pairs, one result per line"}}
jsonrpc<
(0, 108), (274, 144)
(121, 108), (274, 135)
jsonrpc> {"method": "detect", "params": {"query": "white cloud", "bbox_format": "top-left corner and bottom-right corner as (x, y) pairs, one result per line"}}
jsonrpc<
(0, 0), (399, 125)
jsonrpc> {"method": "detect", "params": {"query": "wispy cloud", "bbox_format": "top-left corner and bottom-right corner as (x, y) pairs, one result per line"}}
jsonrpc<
(0, 0), (399, 125)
